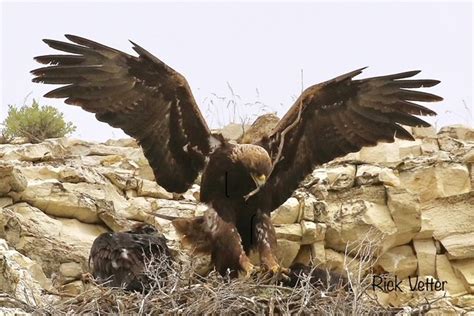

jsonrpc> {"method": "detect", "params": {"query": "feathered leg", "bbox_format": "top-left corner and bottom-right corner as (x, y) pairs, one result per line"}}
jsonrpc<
(253, 211), (285, 274)
(173, 208), (255, 277)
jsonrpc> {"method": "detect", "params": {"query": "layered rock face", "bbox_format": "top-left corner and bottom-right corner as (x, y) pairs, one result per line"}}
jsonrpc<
(0, 124), (473, 310)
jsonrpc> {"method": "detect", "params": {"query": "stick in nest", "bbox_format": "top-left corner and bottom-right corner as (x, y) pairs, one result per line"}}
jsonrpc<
(244, 99), (304, 201)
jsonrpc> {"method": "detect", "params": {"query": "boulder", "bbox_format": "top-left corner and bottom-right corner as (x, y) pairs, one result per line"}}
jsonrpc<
(436, 255), (468, 295)
(441, 232), (474, 260)
(413, 239), (437, 276)
(137, 179), (173, 199)
(412, 126), (437, 138)
(355, 164), (382, 186)
(438, 125), (474, 141)
(377, 245), (418, 279)
(0, 163), (27, 195)
(0, 239), (54, 307)
(220, 123), (248, 141)
(399, 163), (471, 202)
(378, 168), (400, 187)
(274, 224), (302, 242)
(324, 199), (397, 252)
(451, 259), (474, 294)
(310, 242), (326, 265)
(11, 180), (128, 224)
(104, 138), (138, 148)
(271, 197), (299, 224)
(326, 164), (356, 190)
(0, 139), (67, 162)
(0, 203), (107, 277)
(300, 221), (326, 244)
(417, 192), (474, 249)
(359, 142), (400, 164)
(275, 239), (300, 268)
(386, 187), (420, 244)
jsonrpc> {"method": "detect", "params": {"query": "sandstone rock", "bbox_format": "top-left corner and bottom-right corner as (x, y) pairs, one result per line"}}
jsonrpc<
(0, 197), (13, 208)
(0, 139), (67, 162)
(378, 168), (400, 187)
(12, 180), (128, 224)
(60, 280), (84, 296)
(413, 239), (437, 276)
(417, 192), (474, 242)
(102, 170), (139, 191)
(152, 199), (197, 219)
(271, 197), (299, 224)
(377, 245), (417, 279)
(451, 259), (474, 293)
(398, 139), (422, 159)
(420, 137), (440, 154)
(220, 123), (248, 141)
(359, 142), (400, 164)
(326, 164), (356, 190)
(0, 238), (53, 307)
(300, 221), (326, 244)
(275, 239), (300, 268)
(104, 138), (138, 148)
(324, 248), (360, 276)
(399, 163), (471, 202)
(0, 203), (107, 277)
(386, 187), (420, 243)
(441, 232), (474, 260)
(137, 179), (173, 199)
(437, 136), (465, 152)
(296, 192), (317, 222)
(412, 126), (437, 138)
(436, 255), (468, 295)
(59, 261), (83, 280)
(310, 242), (326, 265)
(274, 224), (302, 242)
(324, 200), (397, 252)
(355, 164), (382, 185)
(438, 125), (474, 141)
(451, 294), (474, 309)
(0, 163), (27, 195)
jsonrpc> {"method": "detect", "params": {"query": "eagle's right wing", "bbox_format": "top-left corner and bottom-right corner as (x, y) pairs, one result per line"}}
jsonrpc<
(32, 35), (212, 193)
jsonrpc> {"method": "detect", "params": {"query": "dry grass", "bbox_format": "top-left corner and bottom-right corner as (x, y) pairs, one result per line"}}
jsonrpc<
(15, 233), (456, 315)
(30, 235), (400, 315)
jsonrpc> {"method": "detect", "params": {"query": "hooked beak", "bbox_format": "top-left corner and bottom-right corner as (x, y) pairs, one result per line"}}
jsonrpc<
(251, 173), (267, 188)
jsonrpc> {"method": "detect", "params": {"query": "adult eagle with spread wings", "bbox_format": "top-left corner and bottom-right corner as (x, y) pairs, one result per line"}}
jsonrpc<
(32, 35), (442, 278)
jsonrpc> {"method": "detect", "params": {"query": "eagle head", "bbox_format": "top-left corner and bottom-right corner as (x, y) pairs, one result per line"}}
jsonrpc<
(231, 144), (272, 188)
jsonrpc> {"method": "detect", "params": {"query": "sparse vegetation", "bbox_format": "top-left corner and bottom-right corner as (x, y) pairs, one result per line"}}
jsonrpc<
(17, 233), (454, 315)
(1, 100), (76, 143)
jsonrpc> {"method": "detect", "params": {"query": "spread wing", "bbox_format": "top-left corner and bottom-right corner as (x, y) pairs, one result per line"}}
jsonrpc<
(32, 35), (212, 193)
(256, 68), (442, 211)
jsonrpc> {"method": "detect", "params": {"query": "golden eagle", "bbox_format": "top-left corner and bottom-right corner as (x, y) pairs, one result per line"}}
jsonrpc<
(89, 223), (172, 290)
(32, 35), (442, 278)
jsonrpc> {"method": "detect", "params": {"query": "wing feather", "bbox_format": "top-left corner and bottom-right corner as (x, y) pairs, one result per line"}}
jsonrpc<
(256, 68), (442, 210)
(32, 35), (212, 192)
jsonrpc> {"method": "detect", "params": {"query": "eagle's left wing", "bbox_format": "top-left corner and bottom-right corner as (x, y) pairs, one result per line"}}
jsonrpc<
(254, 68), (442, 211)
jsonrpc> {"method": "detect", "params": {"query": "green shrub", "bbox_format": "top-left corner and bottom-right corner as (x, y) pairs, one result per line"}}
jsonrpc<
(2, 100), (76, 143)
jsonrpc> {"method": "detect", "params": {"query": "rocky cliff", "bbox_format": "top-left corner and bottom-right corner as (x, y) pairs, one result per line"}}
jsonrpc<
(1, 124), (473, 313)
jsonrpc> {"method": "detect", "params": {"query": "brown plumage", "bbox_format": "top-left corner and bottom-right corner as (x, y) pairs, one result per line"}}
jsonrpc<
(32, 35), (442, 278)
(88, 224), (172, 291)
(283, 263), (349, 290)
